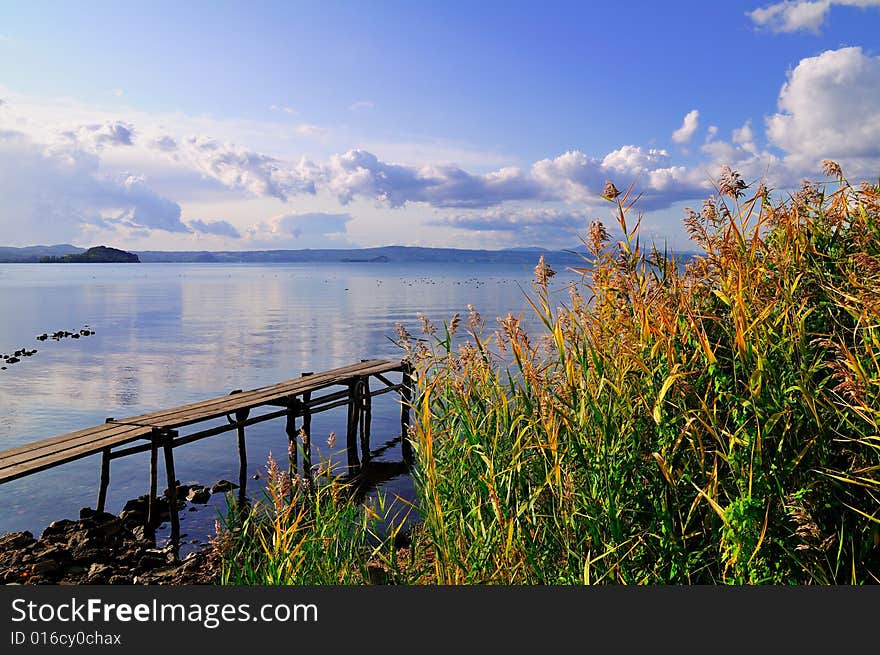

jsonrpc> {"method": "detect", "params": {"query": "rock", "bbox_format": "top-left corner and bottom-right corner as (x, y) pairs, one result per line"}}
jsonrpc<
(0, 531), (35, 551)
(71, 546), (103, 564)
(108, 574), (132, 585)
(211, 480), (238, 493)
(119, 509), (146, 525)
(163, 482), (190, 498)
(79, 507), (117, 523)
(130, 525), (149, 542)
(31, 559), (61, 576)
(186, 486), (211, 504)
(86, 563), (113, 583)
(137, 550), (167, 572)
(90, 517), (124, 539)
(40, 519), (77, 541)
(122, 497), (148, 513)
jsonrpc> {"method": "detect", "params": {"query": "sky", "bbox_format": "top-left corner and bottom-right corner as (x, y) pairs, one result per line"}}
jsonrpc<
(0, 0), (879, 251)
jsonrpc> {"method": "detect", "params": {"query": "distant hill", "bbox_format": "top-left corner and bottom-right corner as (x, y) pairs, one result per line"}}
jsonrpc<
(0, 244), (84, 263)
(134, 245), (589, 265)
(40, 246), (140, 263)
(1, 243), (698, 266)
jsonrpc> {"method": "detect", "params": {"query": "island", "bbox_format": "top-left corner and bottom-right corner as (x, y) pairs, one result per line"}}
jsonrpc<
(39, 246), (140, 263)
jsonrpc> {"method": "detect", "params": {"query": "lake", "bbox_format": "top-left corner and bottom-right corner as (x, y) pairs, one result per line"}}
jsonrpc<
(0, 261), (579, 549)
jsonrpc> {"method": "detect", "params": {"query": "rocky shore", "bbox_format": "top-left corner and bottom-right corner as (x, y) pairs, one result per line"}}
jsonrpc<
(0, 482), (238, 585)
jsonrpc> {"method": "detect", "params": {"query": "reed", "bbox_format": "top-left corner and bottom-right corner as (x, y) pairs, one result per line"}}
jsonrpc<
(216, 163), (879, 584)
(402, 164), (880, 584)
(213, 448), (415, 585)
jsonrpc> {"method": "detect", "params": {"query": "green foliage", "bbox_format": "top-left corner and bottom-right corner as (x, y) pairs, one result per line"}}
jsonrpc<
(215, 164), (880, 585)
(401, 165), (880, 584)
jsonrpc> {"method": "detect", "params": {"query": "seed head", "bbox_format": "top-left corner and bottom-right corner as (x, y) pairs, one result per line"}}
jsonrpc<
(603, 180), (620, 200)
(534, 255), (556, 287)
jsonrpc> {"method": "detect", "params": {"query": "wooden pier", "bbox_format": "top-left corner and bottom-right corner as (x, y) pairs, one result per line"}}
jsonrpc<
(0, 359), (413, 546)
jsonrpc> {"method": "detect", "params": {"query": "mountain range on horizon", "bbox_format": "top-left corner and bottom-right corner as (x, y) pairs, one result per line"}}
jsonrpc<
(0, 243), (696, 264)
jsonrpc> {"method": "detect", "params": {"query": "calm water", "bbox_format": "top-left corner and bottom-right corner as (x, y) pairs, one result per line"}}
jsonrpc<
(0, 261), (577, 548)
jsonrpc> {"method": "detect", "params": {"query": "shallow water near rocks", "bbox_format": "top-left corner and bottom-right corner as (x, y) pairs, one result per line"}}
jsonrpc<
(0, 261), (578, 553)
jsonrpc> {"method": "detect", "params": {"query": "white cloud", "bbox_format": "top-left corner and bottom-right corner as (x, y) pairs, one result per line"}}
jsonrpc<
(732, 120), (758, 155)
(294, 123), (329, 138)
(3, 42), (879, 250)
(766, 47), (880, 173)
(150, 134), (178, 152)
(269, 105), (297, 115)
(246, 212), (354, 248)
(349, 100), (375, 111)
(672, 109), (700, 143)
(179, 135), (318, 201)
(732, 121), (754, 145)
(0, 130), (188, 245)
(60, 121), (136, 150)
(189, 218), (241, 238)
(748, 0), (880, 34)
(432, 207), (588, 233)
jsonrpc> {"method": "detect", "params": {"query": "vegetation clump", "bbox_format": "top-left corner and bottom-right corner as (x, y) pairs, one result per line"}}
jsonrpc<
(217, 164), (880, 584)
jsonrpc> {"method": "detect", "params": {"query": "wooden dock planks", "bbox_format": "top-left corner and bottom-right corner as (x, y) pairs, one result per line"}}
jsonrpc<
(0, 359), (404, 484)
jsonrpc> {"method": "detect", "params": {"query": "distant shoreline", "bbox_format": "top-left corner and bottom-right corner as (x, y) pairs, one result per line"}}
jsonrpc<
(0, 244), (696, 265)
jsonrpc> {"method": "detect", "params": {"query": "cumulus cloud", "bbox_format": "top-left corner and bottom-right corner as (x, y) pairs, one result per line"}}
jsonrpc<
(188, 218), (241, 238)
(60, 121), (135, 149)
(295, 123), (329, 138)
(671, 109), (700, 143)
(748, 0), (880, 34)
(432, 207), (588, 233)
(0, 130), (188, 244)
(766, 47), (880, 173)
(162, 139), (709, 212)
(179, 136), (318, 201)
(245, 212), (353, 247)
(150, 135), (178, 152)
(732, 120), (758, 155)
(323, 149), (538, 208)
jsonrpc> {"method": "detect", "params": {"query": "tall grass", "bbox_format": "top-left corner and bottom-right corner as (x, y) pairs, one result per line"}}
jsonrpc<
(403, 164), (880, 584)
(216, 164), (879, 584)
(215, 451), (415, 584)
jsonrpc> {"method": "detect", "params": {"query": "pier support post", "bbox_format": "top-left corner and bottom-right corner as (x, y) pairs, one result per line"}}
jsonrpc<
(285, 404), (298, 478)
(96, 447), (111, 512)
(346, 380), (360, 471)
(235, 407), (249, 507)
(162, 430), (180, 553)
(359, 377), (371, 463)
(302, 372), (313, 481)
(400, 362), (413, 461)
(147, 431), (159, 532)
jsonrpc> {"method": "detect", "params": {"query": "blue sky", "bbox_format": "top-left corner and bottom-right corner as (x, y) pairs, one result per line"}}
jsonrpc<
(1, 0), (879, 250)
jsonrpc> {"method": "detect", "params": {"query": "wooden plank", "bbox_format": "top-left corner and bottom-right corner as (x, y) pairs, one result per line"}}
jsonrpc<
(111, 360), (399, 428)
(127, 360), (402, 429)
(0, 424), (152, 474)
(0, 427), (153, 483)
(0, 421), (144, 461)
(0, 359), (404, 484)
(0, 360), (398, 472)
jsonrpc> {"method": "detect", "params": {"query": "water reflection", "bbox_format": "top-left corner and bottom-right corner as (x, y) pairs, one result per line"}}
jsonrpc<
(0, 261), (579, 541)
